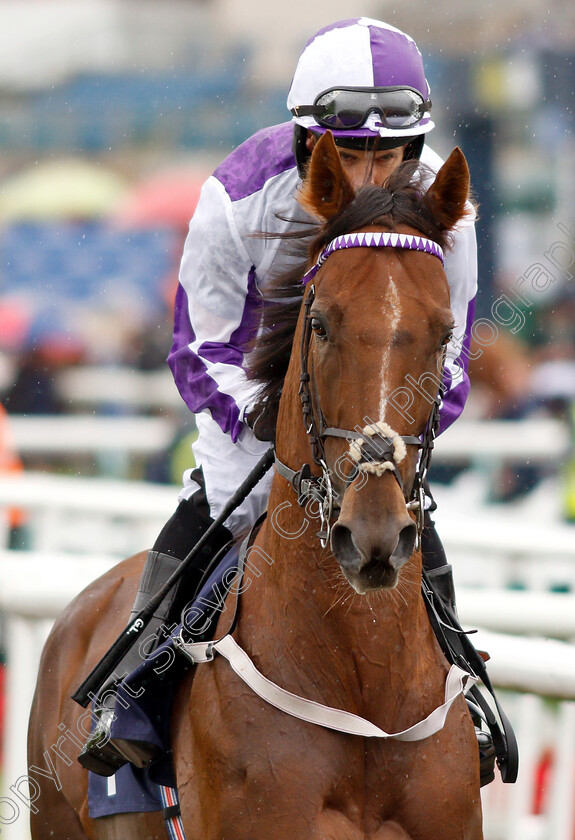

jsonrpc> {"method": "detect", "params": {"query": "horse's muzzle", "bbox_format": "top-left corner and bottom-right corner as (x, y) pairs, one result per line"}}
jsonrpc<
(330, 517), (417, 593)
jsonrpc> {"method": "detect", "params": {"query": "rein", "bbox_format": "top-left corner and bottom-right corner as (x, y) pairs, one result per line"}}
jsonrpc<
(275, 230), (445, 547)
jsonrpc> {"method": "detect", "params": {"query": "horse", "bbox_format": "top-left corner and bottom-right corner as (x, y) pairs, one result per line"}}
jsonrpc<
(28, 132), (483, 840)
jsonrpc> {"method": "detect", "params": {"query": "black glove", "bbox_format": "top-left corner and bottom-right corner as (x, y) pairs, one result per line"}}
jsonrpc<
(245, 400), (276, 443)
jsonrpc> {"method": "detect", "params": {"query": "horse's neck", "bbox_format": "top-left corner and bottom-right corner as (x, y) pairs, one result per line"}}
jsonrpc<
(243, 362), (446, 718)
(242, 478), (441, 720)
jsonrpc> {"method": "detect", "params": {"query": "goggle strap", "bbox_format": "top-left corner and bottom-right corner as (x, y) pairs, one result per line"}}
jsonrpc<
(291, 106), (319, 118)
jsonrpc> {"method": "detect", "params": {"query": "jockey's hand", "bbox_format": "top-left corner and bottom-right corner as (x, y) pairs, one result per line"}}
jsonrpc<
(245, 401), (276, 443)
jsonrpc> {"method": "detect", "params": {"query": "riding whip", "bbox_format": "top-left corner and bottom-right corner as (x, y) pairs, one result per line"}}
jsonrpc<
(72, 445), (275, 708)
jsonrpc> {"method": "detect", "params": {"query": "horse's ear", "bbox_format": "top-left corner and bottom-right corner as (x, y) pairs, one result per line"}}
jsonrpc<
(297, 131), (355, 220)
(424, 147), (471, 231)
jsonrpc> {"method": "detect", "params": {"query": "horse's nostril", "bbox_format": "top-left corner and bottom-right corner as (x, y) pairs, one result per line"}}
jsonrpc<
(332, 518), (417, 577)
(330, 523), (362, 572)
(390, 522), (417, 570)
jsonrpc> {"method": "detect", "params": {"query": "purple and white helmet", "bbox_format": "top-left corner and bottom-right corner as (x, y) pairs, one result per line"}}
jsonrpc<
(288, 18), (434, 142)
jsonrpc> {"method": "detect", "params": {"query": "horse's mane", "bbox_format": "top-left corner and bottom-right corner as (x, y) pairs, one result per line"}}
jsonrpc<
(246, 161), (450, 437)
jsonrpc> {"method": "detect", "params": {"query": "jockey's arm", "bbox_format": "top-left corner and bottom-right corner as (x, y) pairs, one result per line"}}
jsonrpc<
(168, 174), (265, 444)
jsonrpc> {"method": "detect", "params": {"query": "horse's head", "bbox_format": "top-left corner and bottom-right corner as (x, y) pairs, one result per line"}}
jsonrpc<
(251, 132), (470, 595)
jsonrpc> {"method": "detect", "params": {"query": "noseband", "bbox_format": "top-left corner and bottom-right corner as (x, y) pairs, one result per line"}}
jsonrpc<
(275, 231), (445, 546)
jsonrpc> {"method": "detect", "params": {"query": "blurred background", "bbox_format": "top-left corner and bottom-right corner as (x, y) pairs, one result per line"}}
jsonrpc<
(0, 2), (575, 839)
(0, 0), (573, 487)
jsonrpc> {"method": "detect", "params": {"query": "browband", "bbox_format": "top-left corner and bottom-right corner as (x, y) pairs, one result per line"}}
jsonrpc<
(301, 231), (444, 285)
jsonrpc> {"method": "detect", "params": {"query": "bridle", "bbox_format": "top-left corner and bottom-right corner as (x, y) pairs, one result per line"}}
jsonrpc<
(274, 230), (445, 547)
(176, 236), (517, 783)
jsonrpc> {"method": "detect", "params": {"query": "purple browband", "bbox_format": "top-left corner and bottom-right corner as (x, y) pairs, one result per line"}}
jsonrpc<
(301, 231), (444, 285)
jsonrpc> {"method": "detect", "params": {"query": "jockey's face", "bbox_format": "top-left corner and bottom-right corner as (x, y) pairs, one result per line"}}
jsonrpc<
(305, 131), (405, 190)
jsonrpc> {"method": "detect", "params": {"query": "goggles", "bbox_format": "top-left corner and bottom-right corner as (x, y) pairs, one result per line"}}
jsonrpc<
(291, 86), (432, 131)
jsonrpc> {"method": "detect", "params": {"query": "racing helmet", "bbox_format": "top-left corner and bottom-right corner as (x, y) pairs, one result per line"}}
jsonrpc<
(288, 18), (434, 176)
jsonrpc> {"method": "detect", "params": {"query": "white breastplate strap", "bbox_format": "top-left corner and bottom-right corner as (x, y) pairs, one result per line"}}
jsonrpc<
(175, 633), (476, 742)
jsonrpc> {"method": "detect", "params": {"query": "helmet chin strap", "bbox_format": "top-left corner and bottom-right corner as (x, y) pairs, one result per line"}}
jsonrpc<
(292, 124), (311, 179)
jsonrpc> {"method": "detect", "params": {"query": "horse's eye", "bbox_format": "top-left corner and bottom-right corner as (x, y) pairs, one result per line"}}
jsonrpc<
(441, 330), (453, 347)
(311, 317), (328, 340)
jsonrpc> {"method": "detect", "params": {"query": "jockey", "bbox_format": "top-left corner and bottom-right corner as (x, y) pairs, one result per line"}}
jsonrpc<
(80, 17), (496, 784)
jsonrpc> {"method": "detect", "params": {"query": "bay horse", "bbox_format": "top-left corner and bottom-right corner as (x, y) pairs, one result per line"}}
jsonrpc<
(28, 132), (483, 839)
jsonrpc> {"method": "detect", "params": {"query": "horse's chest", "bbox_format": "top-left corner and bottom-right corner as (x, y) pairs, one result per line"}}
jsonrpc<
(177, 662), (454, 836)
(174, 660), (481, 839)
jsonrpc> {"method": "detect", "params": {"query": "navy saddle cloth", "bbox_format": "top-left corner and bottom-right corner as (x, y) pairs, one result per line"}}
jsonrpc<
(88, 544), (239, 817)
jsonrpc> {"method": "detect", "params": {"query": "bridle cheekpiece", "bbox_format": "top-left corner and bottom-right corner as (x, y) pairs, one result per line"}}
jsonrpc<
(275, 229), (445, 547)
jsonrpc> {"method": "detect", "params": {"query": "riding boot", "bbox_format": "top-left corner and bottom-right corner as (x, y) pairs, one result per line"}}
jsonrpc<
(425, 563), (459, 620)
(77, 550), (182, 776)
(78, 493), (233, 777)
(422, 521), (497, 787)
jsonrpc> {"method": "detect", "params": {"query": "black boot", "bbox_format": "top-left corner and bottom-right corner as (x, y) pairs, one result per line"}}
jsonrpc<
(78, 493), (232, 776)
(425, 563), (458, 620)
(422, 504), (497, 786)
(77, 550), (183, 776)
(425, 564), (497, 787)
